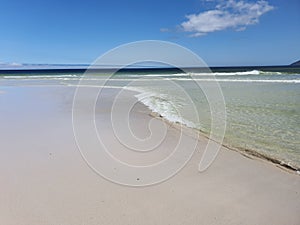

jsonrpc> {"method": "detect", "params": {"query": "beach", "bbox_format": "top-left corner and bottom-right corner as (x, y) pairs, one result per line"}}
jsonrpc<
(1, 0), (300, 223)
(0, 80), (300, 225)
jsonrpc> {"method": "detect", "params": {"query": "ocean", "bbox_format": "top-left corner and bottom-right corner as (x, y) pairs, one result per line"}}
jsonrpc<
(1, 66), (300, 170)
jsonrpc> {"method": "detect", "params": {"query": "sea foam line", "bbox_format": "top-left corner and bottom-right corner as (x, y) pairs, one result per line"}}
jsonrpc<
(132, 88), (197, 129)
(64, 77), (300, 83)
(174, 78), (300, 83)
(5, 75), (299, 84)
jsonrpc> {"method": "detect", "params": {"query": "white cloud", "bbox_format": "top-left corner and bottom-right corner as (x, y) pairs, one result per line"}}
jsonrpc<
(181, 0), (274, 37)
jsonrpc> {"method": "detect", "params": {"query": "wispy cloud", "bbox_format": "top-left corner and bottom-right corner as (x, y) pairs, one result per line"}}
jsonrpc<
(160, 28), (171, 33)
(0, 62), (23, 68)
(180, 0), (274, 37)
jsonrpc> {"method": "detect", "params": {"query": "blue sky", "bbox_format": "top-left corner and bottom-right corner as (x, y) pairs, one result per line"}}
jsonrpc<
(0, 0), (299, 66)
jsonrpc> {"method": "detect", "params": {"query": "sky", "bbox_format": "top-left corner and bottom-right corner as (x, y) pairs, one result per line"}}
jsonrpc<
(0, 0), (299, 67)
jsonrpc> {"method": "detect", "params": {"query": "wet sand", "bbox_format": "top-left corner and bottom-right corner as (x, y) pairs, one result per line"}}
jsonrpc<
(0, 84), (299, 225)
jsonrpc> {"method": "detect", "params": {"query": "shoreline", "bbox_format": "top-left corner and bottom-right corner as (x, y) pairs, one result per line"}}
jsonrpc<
(144, 102), (300, 175)
(1, 78), (299, 173)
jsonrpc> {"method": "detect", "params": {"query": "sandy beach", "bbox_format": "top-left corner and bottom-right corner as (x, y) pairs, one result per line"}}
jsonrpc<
(0, 83), (300, 225)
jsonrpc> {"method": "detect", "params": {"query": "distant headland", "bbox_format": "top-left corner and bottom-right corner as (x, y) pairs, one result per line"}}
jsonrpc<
(291, 60), (300, 66)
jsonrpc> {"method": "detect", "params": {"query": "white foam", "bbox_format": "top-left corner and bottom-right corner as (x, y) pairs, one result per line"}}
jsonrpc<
(190, 70), (284, 76)
(123, 73), (187, 77)
(134, 91), (196, 128)
(212, 70), (261, 76)
(174, 78), (300, 83)
(123, 70), (284, 77)
(66, 82), (197, 128)
(5, 74), (298, 84)
(65, 84), (124, 89)
(120, 72), (246, 77)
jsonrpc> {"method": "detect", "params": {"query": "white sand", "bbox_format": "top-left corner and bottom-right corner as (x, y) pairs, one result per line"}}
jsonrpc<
(0, 84), (299, 225)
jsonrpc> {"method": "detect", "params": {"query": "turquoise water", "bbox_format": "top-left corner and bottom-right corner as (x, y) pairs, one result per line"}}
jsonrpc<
(119, 71), (300, 169)
(218, 81), (299, 168)
(1, 68), (300, 169)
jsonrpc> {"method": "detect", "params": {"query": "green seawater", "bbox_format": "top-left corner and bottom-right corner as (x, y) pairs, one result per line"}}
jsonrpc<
(1, 67), (300, 168)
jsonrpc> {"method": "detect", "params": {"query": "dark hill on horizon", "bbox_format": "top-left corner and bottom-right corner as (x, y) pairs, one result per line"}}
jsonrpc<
(291, 60), (300, 66)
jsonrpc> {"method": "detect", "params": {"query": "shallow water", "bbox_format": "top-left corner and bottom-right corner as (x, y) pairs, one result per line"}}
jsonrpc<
(1, 68), (300, 168)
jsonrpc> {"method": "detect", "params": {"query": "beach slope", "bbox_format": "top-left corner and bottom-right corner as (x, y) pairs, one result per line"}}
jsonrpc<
(0, 84), (299, 225)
